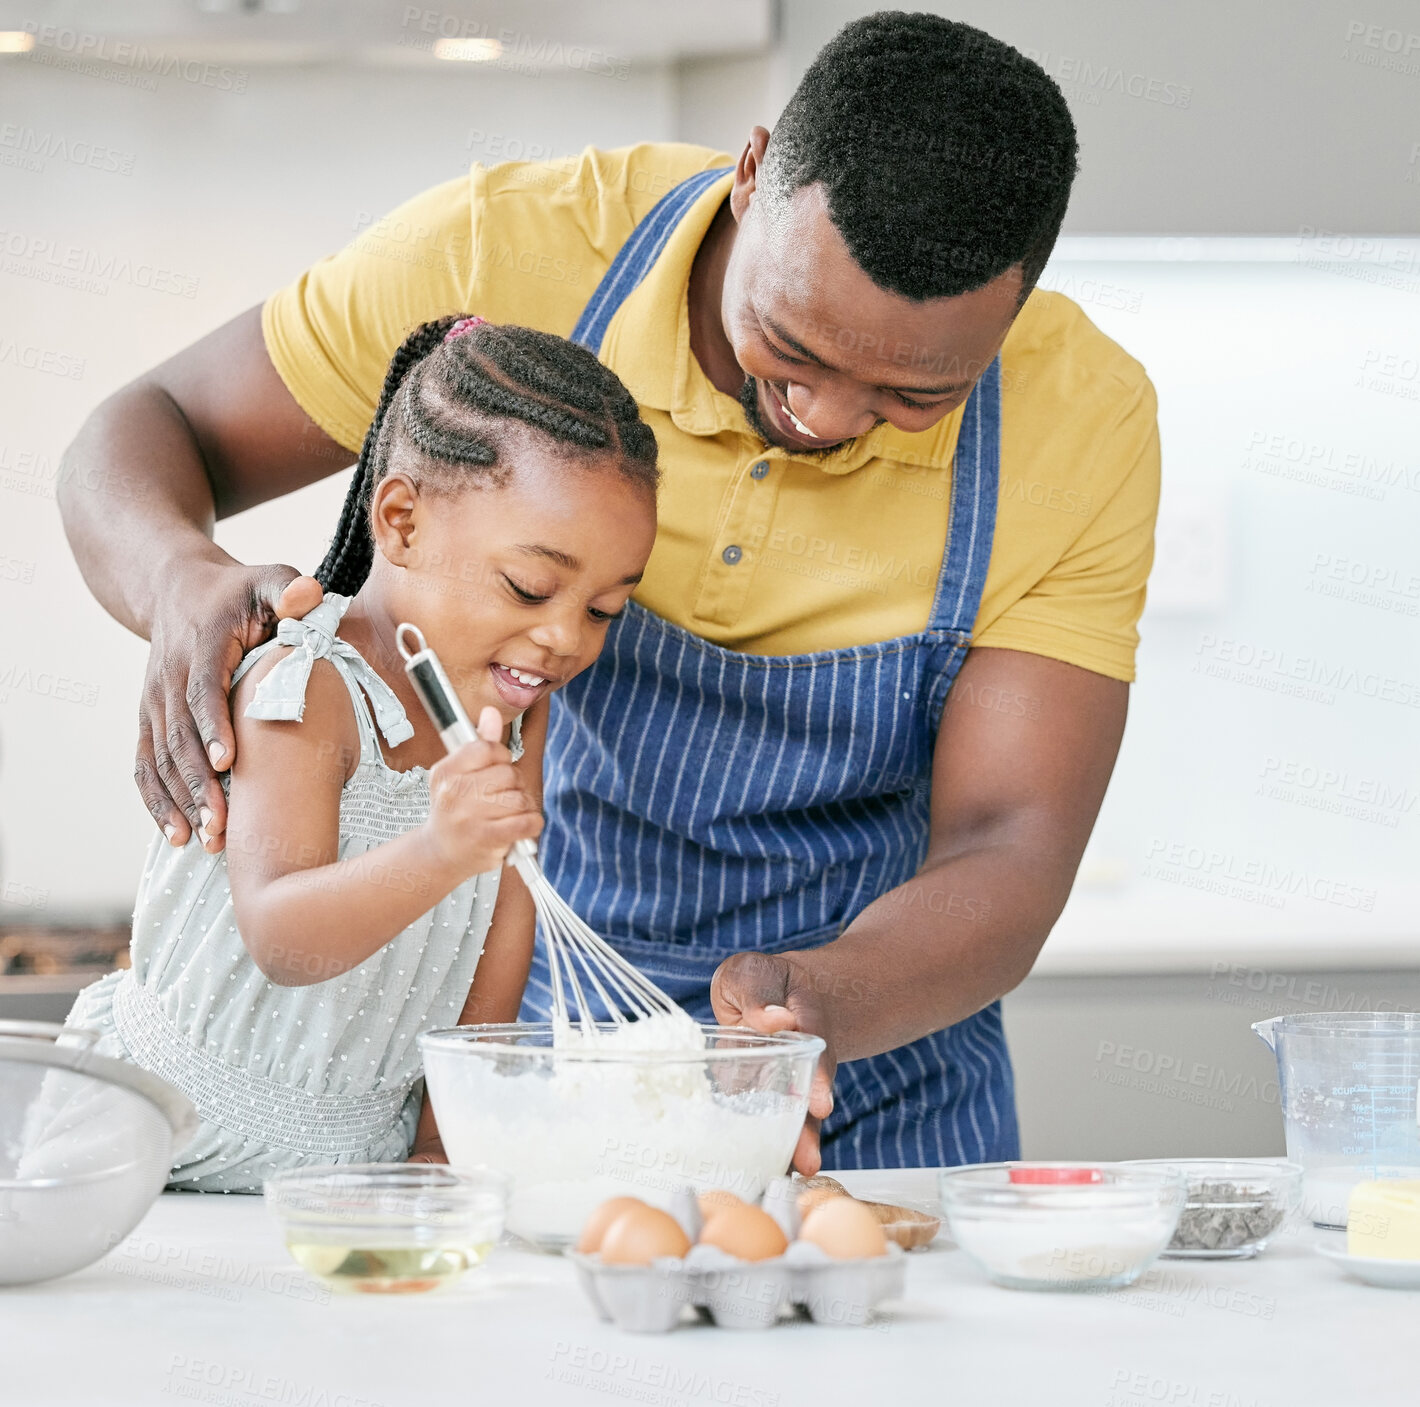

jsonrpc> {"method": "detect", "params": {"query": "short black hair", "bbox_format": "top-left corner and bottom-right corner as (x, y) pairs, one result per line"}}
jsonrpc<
(761, 11), (1079, 304)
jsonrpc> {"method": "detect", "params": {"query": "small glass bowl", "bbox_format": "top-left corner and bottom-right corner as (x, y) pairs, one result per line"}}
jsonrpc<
(1125, 1158), (1303, 1259)
(265, 1163), (509, 1294)
(939, 1162), (1186, 1292)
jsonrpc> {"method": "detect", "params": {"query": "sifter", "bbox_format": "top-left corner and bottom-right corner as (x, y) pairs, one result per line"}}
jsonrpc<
(0, 1021), (197, 1284)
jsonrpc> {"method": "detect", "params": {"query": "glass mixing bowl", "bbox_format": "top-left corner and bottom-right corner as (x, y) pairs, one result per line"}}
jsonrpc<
(939, 1162), (1187, 1291)
(266, 1163), (508, 1294)
(419, 1023), (823, 1249)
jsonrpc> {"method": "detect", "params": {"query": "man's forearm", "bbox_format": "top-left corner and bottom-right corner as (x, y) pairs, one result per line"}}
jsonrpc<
(58, 381), (227, 639)
(786, 838), (1068, 1063)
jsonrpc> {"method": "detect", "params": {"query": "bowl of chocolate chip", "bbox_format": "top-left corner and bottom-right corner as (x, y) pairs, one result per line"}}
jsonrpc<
(1125, 1158), (1303, 1259)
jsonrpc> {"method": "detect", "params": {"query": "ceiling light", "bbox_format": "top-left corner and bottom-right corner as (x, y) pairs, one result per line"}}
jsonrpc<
(0, 31), (36, 53)
(433, 37), (502, 62)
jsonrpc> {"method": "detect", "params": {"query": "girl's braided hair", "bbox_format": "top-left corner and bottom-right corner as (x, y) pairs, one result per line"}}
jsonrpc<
(316, 316), (659, 596)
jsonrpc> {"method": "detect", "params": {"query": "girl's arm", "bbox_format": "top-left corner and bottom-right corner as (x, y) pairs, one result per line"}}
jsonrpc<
(224, 651), (541, 986)
(409, 698), (547, 1162)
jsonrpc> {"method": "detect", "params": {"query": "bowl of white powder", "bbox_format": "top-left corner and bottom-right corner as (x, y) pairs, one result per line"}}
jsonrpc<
(939, 1162), (1187, 1291)
(419, 1020), (824, 1249)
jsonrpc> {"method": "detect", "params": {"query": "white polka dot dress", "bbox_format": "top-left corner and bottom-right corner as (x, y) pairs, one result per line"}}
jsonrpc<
(65, 595), (519, 1192)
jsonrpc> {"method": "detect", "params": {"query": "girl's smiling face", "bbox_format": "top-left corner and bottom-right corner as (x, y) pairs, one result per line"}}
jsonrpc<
(366, 432), (657, 723)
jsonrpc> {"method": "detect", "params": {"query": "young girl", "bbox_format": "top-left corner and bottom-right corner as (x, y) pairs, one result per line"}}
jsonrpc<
(62, 315), (659, 1191)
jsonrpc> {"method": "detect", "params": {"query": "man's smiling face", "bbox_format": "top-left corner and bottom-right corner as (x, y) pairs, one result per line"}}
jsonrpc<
(720, 178), (1024, 457)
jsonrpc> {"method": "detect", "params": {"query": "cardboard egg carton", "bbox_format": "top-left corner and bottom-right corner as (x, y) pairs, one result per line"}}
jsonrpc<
(569, 1177), (907, 1333)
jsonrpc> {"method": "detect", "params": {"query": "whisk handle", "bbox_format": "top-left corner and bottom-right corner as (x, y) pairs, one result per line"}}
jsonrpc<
(397, 621), (540, 875)
(397, 623), (478, 754)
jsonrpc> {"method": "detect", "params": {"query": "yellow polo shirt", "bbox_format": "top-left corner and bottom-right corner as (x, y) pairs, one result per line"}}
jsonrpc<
(263, 143), (1159, 679)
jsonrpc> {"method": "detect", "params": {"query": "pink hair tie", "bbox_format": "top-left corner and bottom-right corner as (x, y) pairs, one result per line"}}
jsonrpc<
(444, 315), (486, 342)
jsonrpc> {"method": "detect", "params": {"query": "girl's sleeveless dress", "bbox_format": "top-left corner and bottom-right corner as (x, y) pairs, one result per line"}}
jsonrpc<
(63, 594), (520, 1192)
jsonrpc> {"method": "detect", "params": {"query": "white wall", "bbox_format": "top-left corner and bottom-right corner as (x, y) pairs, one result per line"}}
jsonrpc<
(1037, 240), (1420, 972)
(782, 0), (1420, 233)
(673, 51), (775, 158)
(0, 55), (676, 920)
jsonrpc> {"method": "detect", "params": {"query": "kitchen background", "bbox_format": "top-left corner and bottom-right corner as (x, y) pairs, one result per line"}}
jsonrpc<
(2, 0), (1417, 1159)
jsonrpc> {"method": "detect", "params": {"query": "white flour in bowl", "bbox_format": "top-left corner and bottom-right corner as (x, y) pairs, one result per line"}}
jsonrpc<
(550, 1009), (707, 1053)
(428, 1017), (806, 1247)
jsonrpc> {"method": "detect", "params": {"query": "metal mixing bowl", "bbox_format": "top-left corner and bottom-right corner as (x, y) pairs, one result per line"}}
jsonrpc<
(0, 1020), (197, 1286)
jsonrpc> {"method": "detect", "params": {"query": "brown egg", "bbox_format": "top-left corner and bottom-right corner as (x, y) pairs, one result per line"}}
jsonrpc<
(799, 1196), (889, 1259)
(797, 1185), (847, 1217)
(697, 1189), (746, 1218)
(599, 1206), (692, 1265)
(575, 1197), (647, 1254)
(699, 1205), (789, 1262)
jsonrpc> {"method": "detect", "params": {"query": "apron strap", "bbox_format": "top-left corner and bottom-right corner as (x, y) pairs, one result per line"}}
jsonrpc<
(925, 354), (1002, 636)
(571, 166), (733, 354)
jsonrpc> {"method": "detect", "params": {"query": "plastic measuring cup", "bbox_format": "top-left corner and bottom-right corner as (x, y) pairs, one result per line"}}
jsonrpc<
(1254, 1012), (1420, 1228)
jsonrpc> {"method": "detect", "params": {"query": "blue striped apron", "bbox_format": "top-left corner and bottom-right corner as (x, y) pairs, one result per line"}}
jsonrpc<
(521, 169), (1018, 1170)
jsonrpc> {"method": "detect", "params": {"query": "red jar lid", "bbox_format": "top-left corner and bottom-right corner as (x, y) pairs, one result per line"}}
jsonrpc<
(1008, 1166), (1105, 1185)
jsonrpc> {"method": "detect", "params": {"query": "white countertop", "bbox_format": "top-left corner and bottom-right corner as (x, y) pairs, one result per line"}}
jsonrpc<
(6, 1169), (1410, 1407)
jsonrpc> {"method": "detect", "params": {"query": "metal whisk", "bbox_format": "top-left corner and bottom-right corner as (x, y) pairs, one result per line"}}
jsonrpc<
(396, 623), (686, 1034)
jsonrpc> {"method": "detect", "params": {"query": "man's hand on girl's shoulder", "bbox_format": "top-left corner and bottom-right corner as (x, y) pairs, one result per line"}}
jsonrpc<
(138, 567), (324, 852)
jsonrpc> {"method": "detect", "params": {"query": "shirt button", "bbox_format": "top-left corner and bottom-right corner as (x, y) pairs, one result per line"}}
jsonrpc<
(722, 545), (743, 565)
(750, 460), (769, 480)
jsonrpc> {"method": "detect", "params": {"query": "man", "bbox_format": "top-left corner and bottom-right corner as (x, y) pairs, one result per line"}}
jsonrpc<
(59, 12), (1158, 1172)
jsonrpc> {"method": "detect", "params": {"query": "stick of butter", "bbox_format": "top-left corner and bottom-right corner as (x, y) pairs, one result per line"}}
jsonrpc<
(1347, 1180), (1420, 1259)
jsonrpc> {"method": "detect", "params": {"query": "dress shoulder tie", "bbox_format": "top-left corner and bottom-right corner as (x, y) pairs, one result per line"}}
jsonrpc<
(243, 593), (415, 749)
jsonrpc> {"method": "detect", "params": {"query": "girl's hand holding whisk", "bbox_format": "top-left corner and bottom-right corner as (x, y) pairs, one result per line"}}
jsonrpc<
(422, 705), (543, 878)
